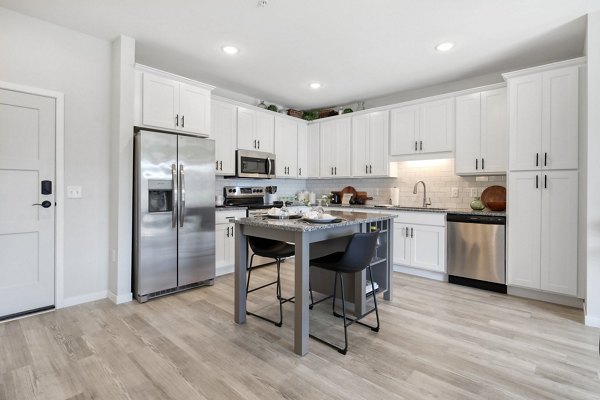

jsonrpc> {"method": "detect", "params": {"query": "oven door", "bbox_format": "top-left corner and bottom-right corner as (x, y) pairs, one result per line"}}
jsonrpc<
(237, 150), (275, 178)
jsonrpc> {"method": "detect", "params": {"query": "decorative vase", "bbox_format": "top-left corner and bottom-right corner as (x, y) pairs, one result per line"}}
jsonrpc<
(470, 197), (485, 211)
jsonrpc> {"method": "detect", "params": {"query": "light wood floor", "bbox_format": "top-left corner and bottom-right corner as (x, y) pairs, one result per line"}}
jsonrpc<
(1, 266), (599, 400)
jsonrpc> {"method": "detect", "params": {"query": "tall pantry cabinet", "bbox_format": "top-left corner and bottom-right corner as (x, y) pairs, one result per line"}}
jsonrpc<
(504, 62), (581, 297)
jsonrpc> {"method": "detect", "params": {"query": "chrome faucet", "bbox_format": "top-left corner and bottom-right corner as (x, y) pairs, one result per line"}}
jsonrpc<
(413, 181), (432, 208)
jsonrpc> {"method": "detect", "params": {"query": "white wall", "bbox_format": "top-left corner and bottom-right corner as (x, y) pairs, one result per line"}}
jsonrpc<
(0, 8), (111, 303)
(586, 11), (600, 327)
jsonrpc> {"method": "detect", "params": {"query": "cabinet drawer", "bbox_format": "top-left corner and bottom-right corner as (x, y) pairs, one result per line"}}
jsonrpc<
(215, 210), (246, 225)
(388, 211), (446, 227)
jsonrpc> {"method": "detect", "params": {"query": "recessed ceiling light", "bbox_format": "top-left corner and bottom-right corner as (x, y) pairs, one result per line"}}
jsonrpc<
(222, 45), (239, 55)
(436, 42), (454, 52)
(309, 82), (321, 89)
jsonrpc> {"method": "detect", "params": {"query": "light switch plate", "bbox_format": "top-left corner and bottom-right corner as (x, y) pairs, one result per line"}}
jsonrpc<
(67, 186), (82, 198)
(451, 187), (459, 198)
(470, 188), (478, 197)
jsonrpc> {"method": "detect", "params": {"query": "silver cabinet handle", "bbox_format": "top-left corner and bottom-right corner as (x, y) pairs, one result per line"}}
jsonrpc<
(179, 164), (185, 227)
(172, 163), (178, 228)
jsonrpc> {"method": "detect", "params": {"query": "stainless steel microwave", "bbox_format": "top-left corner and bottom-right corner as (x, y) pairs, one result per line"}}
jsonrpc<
(236, 149), (276, 179)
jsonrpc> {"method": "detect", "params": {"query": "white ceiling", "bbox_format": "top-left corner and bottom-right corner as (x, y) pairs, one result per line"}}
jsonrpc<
(1, 0), (599, 109)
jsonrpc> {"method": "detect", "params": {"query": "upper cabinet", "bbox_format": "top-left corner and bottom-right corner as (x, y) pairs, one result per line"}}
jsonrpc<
(237, 107), (274, 153)
(320, 118), (352, 178)
(297, 123), (319, 178)
(274, 116), (298, 178)
(136, 69), (213, 136)
(352, 110), (390, 177)
(211, 100), (237, 176)
(507, 66), (579, 171)
(390, 98), (454, 155)
(455, 88), (507, 175)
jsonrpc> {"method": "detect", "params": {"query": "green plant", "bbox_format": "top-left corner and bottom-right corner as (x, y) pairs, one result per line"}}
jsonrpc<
(342, 108), (353, 114)
(267, 104), (278, 112)
(303, 110), (318, 121)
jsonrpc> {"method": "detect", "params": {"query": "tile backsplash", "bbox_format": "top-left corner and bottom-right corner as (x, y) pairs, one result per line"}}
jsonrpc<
(216, 159), (505, 210)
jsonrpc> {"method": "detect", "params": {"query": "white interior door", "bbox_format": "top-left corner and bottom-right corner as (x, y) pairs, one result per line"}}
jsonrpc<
(0, 88), (55, 319)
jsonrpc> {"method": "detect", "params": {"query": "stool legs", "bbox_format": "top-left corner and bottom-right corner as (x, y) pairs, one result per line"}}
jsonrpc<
(245, 254), (284, 327)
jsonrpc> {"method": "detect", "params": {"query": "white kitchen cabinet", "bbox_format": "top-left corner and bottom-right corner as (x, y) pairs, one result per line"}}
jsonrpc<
(215, 210), (246, 276)
(211, 100), (237, 175)
(140, 72), (212, 136)
(352, 110), (389, 177)
(508, 66), (578, 171)
(455, 88), (507, 175)
(391, 211), (446, 273)
(306, 123), (321, 178)
(237, 107), (274, 153)
(274, 117), (298, 178)
(297, 123), (308, 178)
(507, 170), (578, 296)
(320, 118), (352, 178)
(390, 98), (454, 155)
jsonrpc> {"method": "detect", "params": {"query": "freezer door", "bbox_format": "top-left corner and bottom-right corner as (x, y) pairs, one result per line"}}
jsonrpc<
(177, 136), (216, 285)
(134, 131), (178, 296)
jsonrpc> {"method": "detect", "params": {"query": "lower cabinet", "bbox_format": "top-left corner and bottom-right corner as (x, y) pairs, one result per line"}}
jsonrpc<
(215, 210), (246, 275)
(388, 211), (446, 273)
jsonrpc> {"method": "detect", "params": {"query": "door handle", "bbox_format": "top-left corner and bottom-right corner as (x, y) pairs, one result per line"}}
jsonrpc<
(331, 167), (334, 175)
(231, 225), (234, 236)
(476, 159), (478, 170)
(181, 115), (185, 128)
(334, 167), (337, 175)
(216, 160), (219, 170)
(544, 174), (547, 189)
(226, 226), (230, 237)
(481, 158), (484, 170)
(370, 165), (372, 174)
(32, 200), (52, 208)
(419, 141), (423, 151)
(405, 227), (409, 238)
(366, 165), (368, 174)
(219, 160), (223, 171)
(535, 174), (539, 189)
(411, 227), (414, 238)
(415, 141), (417, 151)
(253, 139), (257, 148)
(544, 152), (547, 167)
(179, 164), (185, 227)
(257, 140), (260, 149)
(536, 153), (539, 167)
(299, 167), (302, 176)
(172, 164), (178, 228)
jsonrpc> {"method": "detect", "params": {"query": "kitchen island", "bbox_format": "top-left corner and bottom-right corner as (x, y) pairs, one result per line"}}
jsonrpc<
(234, 210), (396, 356)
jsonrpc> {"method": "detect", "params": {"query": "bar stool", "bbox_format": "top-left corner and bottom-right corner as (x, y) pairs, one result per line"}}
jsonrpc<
(309, 232), (380, 355)
(246, 237), (295, 327)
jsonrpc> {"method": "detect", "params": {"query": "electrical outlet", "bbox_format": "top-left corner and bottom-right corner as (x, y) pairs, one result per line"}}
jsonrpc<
(470, 188), (478, 197)
(451, 187), (459, 198)
(67, 186), (82, 198)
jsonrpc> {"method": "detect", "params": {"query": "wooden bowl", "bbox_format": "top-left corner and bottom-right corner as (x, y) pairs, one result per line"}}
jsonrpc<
(481, 185), (506, 211)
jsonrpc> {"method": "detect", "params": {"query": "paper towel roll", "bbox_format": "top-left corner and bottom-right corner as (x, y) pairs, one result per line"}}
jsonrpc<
(391, 187), (401, 206)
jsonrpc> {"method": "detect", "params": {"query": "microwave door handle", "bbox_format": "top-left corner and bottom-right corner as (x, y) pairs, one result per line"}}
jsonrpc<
(266, 157), (271, 178)
(179, 164), (185, 227)
(171, 163), (178, 228)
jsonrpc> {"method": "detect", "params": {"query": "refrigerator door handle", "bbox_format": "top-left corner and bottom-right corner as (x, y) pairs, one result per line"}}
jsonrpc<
(179, 164), (186, 227)
(171, 163), (178, 228)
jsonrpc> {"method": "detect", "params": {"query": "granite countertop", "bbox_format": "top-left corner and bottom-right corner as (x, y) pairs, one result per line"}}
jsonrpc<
(215, 206), (248, 212)
(235, 210), (397, 232)
(324, 203), (506, 217)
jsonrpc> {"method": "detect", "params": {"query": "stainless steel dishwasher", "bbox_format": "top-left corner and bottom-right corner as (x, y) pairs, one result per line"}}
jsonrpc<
(447, 213), (506, 293)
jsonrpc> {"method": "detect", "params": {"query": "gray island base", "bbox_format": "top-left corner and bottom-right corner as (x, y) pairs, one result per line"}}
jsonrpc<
(234, 210), (396, 356)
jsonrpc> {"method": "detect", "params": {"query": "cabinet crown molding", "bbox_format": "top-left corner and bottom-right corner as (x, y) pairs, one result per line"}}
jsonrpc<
(135, 63), (215, 91)
(502, 57), (586, 80)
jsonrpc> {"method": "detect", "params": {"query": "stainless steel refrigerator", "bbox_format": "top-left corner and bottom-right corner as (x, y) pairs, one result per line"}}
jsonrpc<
(133, 130), (215, 302)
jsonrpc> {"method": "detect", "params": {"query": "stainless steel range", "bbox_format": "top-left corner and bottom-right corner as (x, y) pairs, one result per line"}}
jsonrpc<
(224, 186), (284, 267)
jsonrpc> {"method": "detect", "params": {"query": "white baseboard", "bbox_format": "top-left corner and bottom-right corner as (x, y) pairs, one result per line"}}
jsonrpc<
(507, 286), (584, 309)
(216, 265), (234, 277)
(585, 314), (600, 328)
(393, 265), (447, 282)
(108, 291), (133, 304)
(61, 290), (108, 308)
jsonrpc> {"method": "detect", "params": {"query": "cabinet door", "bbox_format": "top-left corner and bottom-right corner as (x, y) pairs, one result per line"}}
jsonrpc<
(419, 98), (454, 153)
(542, 67), (579, 170)
(297, 123), (308, 178)
(455, 93), (482, 174)
(393, 224), (411, 266)
(334, 118), (352, 178)
(540, 171), (578, 296)
(142, 73), (179, 130)
(390, 105), (419, 155)
(410, 225), (445, 272)
(215, 224), (229, 270)
(369, 110), (389, 176)
(507, 171), (542, 289)
(320, 120), (336, 177)
(351, 114), (370, 177)
(480, 88), (508, 174)
(307, 123), (320, 178)
(255, 112), (274, 153)
(227, 223), (236, 266)
(274, 117), (297, 177)
(179, 83), (210, 135)
(237, 107), (256, 151)
(211, 100), (237, 175)
(508, 74), (542, 171)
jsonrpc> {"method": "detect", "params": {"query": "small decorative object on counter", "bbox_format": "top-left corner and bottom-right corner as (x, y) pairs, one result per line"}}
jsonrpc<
(470, 197), (485, 211)
(481, 185), (506, 211)
(257, 100), (267, 109)
(267, 104), (278, 112)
